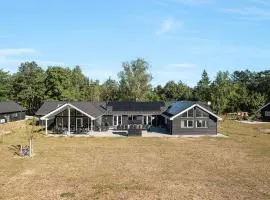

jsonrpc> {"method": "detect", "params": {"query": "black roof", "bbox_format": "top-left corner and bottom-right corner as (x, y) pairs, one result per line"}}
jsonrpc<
(105, 101), (166, 115)
(36, 101), (166, 117)
(163, 101), (213, 118)
(36, 101), (106, 118)
(0, 101), (26, 114)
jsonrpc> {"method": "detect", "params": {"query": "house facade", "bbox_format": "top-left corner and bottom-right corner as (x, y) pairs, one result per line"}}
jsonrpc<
(258, 102), (270, 121)
(0, 101), (26, 124)
(36, 101), (221, 135)
(36, 101), (166, 135)
(162, 101), (222, 135)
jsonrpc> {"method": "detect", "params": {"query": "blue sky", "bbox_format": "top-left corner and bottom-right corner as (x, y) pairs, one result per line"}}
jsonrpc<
(0, 0), (270, 86)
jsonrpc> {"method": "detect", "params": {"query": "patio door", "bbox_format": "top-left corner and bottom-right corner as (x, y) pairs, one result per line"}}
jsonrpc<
(76, 118), (83, 129)
(56, 117), (63, 129)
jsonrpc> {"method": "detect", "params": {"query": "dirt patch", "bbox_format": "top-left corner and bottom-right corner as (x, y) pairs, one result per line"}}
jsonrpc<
(260, 129), (270, 134)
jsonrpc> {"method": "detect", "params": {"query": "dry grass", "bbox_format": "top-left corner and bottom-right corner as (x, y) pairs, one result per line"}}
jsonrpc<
(0, 120), (270, 200)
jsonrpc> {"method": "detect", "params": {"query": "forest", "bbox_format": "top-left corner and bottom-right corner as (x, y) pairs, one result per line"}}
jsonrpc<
(0, 58), (269, 115)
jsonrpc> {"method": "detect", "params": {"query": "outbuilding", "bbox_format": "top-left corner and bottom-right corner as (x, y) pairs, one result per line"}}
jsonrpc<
(258, 102), (270, 121)
(0, 101), (26, 124)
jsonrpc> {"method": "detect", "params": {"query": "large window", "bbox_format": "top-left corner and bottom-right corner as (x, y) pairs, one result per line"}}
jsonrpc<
(196, 108), (208, 118)
(128, 115), (137, 121)
(265, 111), (270, 117)
(113, 116), (118, 126)
(182, 109), (194, 118)
(113, 115), (122, 126)
(181, 120), (194, 128)
(148, 116), (152, 125)
(196, 120), (208, 128)
(11, 113), (18, 118)
(118, 116), (122, 125)
(143, 116), (147, 125)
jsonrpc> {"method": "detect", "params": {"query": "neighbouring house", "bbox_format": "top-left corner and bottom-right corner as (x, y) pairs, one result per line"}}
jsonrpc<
(258, 102), (270, 121)
(162, 101), (222, 135)
(0, 101), (26, 124)
(36, 101), (221, 135)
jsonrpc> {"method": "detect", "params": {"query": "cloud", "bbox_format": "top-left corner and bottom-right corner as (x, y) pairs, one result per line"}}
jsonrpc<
(167, 63), (196, 68)
(223, 0), (270, 20)
(224, 7), (270, 19)
(156, 18), (183, 35)
(156, 18), (175, 35)
(249, 0), (270, 6)
(153, 0), (212, 6)
(0, 56), (66, 73)
(0, 48), (36, 56)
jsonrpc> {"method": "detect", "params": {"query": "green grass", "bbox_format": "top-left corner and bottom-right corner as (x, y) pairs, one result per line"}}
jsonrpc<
(0, 120), (270, 200)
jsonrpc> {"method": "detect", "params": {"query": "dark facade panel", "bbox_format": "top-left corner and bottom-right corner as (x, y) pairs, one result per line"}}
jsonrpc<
(102, 115), (113, 126)
(171, 107), (217, 135)
(0, 111), (26, 123)
(260, 104), (270, 121)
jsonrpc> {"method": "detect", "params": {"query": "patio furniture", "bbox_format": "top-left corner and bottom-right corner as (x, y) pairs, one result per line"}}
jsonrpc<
(128, 128), (142, 136)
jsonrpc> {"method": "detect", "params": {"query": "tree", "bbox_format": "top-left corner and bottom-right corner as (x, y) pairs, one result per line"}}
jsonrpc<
(100, 77), (119, 101)
(12, 62), (46, 114)
(163, 81), (179, 100)
(25, 118), (39, 157)
(71, 66), (89, 100)
(86, 80), (101, 101)
(118, 58), (152, 101)
(0, 69), (11, 100)
(195, 70), (211, 101)
(210, 71), (232, 114)
(162, 81), (193, 101)
(153, 85), (166, 100)
(246, 92), (267, 114)
(45, 66), (75, 101)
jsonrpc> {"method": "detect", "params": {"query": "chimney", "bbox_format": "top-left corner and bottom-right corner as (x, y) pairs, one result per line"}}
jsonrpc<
(107, 105), (113, 112)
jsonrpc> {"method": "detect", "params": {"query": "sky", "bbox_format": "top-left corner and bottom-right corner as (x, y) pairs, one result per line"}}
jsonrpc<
(0, 0), (270, 86)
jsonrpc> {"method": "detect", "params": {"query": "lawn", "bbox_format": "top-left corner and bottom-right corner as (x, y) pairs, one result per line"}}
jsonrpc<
(0, 120), (270, 200)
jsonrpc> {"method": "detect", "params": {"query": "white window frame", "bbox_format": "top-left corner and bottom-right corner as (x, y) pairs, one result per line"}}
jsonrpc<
(143, 116), (147, 125)
(196, 120), (208, 128)
(113, 115), (118, 126)
(147, 116), (152, 125)
(181, 108), (194, 118)
(113, 115), (122, 126)
(196, 108), (208, 118)
(265, 111), (270, 117)
(118, 115), (122, 125)
(181, 120), (194, 128)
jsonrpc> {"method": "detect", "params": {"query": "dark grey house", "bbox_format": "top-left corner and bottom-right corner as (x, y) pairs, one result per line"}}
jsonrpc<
(258, 102), (270, 121)
(36, 101), (221, 135)
(36, 101), (166, 135)
(0, 101), (26, 124)
(162, 101), (222, 135)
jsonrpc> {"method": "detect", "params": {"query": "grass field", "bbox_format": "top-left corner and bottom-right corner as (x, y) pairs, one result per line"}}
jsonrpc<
(0, 120), (270, 200)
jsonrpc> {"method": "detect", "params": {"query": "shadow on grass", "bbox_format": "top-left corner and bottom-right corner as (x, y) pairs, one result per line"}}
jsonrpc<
(8, 145), (21, 156)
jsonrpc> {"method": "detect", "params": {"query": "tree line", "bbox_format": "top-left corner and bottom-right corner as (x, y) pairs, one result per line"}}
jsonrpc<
(0, 58), (269, 115)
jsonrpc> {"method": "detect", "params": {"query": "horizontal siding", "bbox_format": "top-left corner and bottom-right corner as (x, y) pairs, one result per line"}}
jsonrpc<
(261, 104), (270, 121)
(171, 106), (217, 135)
(0, 111), (26, 123)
